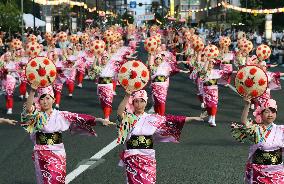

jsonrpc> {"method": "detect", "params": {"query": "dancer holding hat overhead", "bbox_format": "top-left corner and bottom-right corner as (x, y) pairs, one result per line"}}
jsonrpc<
(231, 96), (284, 183)
(21, 56), (114, 183)
(116, 60), (205, 184)
(117, 89), (206, 184)
(21, 84), (113, 184)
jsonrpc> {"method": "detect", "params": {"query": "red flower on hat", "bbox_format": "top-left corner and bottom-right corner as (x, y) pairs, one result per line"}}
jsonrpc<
(237, 72), (244, 80)
(130, 71), (137, 79)
(122, 79), (128, 86)
(37, 67), (47, 77)
(132, 62), (139, 67)
(28, 73), (35, 81)
(258, 78), (266, 86)
(238, 86), (245, 94)
(249, 68), (257, 75)
(244, 78), (254, 88)
(120, 67), (127, 73)
(43, 59), (50, 65)
(49, 70), (56, 77)
(134, 82), (141, 89)
(251, 90), (258, 97)
(40, 79), (47, 87)
(141, 70), (148, 78)
(30, 60), (37, 67)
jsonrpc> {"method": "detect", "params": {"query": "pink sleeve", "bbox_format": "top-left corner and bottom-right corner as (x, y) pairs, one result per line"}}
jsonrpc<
(60, 111), (97, 136)
(269, 72), (281, 90)
(153, 114), (185, 143)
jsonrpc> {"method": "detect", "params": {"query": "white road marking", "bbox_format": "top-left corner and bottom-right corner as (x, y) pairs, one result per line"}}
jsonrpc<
(66, 139), (119, 183)
(227, 84), (239, 95)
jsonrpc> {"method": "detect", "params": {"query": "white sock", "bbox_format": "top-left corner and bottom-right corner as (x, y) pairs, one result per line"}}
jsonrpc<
(208, 115), (213, 123)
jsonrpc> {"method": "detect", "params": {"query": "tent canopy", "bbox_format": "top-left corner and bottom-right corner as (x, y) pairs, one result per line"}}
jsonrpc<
(23, 13), (46, 28)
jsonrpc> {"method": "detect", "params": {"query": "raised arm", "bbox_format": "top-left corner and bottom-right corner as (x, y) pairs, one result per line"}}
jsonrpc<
(26, 88), (36, 113)
(117, 90), (131, 118)
(241, 96), (251, 124)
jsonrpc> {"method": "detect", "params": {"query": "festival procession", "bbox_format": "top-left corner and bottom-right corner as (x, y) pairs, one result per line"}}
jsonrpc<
(0, 0), (284, 183)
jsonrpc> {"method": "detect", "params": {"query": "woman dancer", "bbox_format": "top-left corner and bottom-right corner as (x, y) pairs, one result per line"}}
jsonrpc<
(231, 96), (284, 183)
(21, 85), (112, 184)
(117, 89), (205, 184)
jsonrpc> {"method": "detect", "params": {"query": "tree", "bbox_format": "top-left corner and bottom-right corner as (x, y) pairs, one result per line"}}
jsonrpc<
(240, 0), (265, 31)
(226, 10), (242, 25)
(0, 1), (21, 33)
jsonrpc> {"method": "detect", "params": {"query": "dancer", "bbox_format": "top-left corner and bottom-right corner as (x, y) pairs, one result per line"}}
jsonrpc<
(231, 96), (284, 183)
(21, 85), (112, 184)
(117, 90), (205, 184)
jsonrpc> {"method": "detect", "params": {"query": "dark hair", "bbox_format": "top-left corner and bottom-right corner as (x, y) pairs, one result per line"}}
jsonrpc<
(39, 94), (54, 100)
(261, 107), (277, 114)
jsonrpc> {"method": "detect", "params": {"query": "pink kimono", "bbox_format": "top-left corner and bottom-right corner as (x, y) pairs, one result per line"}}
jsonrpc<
(21, 108), (97, 184)
(118, 113), (186, 184)
(232, 122), (284, 183)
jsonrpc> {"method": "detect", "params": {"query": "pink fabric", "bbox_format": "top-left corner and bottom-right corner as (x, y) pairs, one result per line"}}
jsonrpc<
(37, 86), (54, 98)
(245, 124), (284, 183)
(53, 83), (63, 93)
(97, 84), (114, 107)
(2, 74), (16, 96)
(33, 149), (66, 184)
(196, 77), (204, 95)
(245, 162), (284, 184)
(218, 64), (232, 85)
(121, 152), (156, 184)
(76, 57), (86, 73)
(151, 82), (168, 104)
(268, 72), (281, 91)
(203, 85), (218, 108)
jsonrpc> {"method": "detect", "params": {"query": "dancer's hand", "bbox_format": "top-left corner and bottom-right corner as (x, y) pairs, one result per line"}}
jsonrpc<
(0, 118), (17, 125)
(243, 95), (252, 105)
(102, 119), (116, 126)
(125, 88), (132, 96)
(200, 111), (208, 119)
(30, 80), (40, 90)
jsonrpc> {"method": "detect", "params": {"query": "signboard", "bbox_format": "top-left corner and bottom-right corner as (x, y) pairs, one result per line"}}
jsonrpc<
(129, 1), (136, 8)
(137, 14), (155, 21)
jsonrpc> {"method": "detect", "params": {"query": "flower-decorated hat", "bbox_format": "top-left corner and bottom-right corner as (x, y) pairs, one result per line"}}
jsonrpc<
(235, 65), (268, 98)
(118, 60), (149, 92)
(25, 56), (57, 88)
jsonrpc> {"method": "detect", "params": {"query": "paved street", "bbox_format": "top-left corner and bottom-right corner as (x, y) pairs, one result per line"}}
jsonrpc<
(0, 44), (284, 184)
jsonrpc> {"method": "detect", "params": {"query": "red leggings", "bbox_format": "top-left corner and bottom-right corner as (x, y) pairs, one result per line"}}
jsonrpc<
(19, 82), (27, 96)
(55, 91), (61, 105)
(100, 100), (112, 119)
(153, 96), (166, 116)
(112, 80), (117, 91)
(67, 81), (74, 94)
(6, 96), (13, 109)
(206, 106), (217, 116)
(77, 72), (84, 84)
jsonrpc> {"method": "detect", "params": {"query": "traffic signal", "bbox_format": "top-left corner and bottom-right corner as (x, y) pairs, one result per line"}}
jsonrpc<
(138, 3), (143, 6)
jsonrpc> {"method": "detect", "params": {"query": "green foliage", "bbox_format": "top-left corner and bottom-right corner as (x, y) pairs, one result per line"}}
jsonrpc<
(226, 10), (242, 24)
(240, 0), (265, 30)
(121, 12), (134, 26)
(0, 1), (21, 32)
